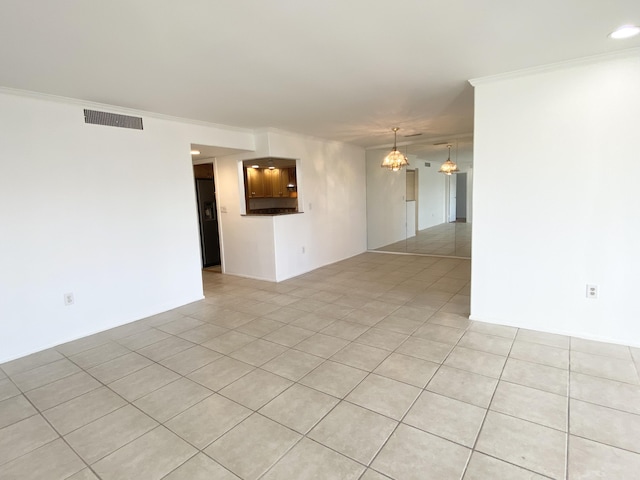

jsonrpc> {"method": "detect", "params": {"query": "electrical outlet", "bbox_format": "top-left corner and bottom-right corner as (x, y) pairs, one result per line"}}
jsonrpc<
(220, 206), (227, 213)
(64, 292), (75, 306)
(302, 246), (305, 254)
(586, 284), (598, 299)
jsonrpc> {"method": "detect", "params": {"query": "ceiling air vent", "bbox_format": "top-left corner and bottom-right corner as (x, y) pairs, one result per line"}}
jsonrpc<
(83, 109), (143, 130)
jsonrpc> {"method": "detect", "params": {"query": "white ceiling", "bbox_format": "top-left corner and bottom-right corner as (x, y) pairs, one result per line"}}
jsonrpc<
(1, 1), (638, 148)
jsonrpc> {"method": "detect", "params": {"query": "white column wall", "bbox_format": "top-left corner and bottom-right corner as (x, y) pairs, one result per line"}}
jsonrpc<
(0, 90), (255, 362)
(470, 51), (640, 346)
(267, 131), (367, 281)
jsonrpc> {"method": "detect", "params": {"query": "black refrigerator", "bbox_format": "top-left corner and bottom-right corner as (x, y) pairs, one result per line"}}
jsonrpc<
(195, 178), (221, 267)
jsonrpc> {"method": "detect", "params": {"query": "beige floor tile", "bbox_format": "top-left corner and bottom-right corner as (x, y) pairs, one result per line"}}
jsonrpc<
(491, 381), (567, 431)
(261, 349), (323, 381)
(261, 438), (364, 480)
(236, 318), (286, 338)
(347, 374), (421, 420)
(476, 411), (566, 478)
(11, 358), (81, 392)
(201, 331), (257, 354)
(66, 468), (100, 480)
(404, 391), (486, 447)
(309, 401), (397, 464)
(457, 331), (512, 356)
(468, 322), (517, 339)
(262, 306), (305, 323)
(104, 322), (152, 341)
(396, 337), (452, 363)
(133, 377), (212, 422)
(158, 345), (222, 376)
(374, 315), (423, 335)
(0, 378), (20, 402)
(43, 387), (126, 435)
(571, 337), (632, 360)
(176, 324), (228, 344)
(510, 339), (569, 370)
(463, 451), (549, 480)
(262, 325), (315, 347)
(93, 426), (196, 480)
(316, 302), (356, 319)
(412, 323), (465, 345)
(374, 353), (439, 388)
(205, 414), (301, 480)
(219, 369), (292, 410)
(427, 312), (472, 330)
(25, 371), (101, 411)
(137, 336), (195, 362)
(187, 356), (254, 391)
(344, 309), (387, 326)
(259, 384), (339, 434)
(320, 320), (370, 341)
(426, 365), (498, 408)
(570, 398), (640, 453)
(392, 305), (435, 322)
(86, 352), (153, 384)
(568, 435), (640, 479)
(228, 339), (288, 366)
(570, 371), (640, 415)
(165, 394), (251, 449)
(294, 333), (350, 358)
(570, 350), (639, 384)
(444, 346), (506, 378)
(207, 309), (257, 329)
(0, 395), (37, 429)
(0, 415), (58, 465)
(109, 363), (180, 401)
(163, 453), (240, 480)
(330, 342), (390, 371)
(516, 328), (570, 349)
(69, 342), (130, 369)
(0, 438), (84, 480)
(64, 405), (157, 464)
(290, 313), (336, 331)
(372, 423), (470, 480)
(355, 328), (408, 351)
(156, 316), (204, 335)
(55, 334), (112, 357)
(360, 468), (392, 479)
(501, 358), (568, 396)
(300, 360), (368, 398)
(116, 329), (170, 350)
(1, 349), (64, 376)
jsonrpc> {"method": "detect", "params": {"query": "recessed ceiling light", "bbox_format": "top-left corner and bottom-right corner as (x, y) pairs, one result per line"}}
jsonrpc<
(609, 25), (640, 39)
(190, 149), (200, 155)
(252, 165), (260, 169)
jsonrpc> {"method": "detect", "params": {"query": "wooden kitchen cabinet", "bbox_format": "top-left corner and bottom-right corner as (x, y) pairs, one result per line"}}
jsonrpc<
(246, 167), (265, 197)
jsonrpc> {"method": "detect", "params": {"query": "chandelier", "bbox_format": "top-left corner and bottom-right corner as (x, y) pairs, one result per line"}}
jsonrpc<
(381, 127), (409, 171)
(438, 144), (459, 175)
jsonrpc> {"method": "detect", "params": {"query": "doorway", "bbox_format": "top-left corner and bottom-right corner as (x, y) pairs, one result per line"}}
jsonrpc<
(193, 163), (221, 268)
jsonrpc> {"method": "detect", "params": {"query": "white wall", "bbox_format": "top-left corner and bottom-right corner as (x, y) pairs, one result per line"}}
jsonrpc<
(0, 89), (255, 362)
(366, 149), (407, 249)
(216, 130), (367, 282)
(415, 157), (447, 230)
(470, 50), (640, 347)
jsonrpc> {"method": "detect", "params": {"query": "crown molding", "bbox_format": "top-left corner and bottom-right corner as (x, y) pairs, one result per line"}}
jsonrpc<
(469, 47), (640, 86)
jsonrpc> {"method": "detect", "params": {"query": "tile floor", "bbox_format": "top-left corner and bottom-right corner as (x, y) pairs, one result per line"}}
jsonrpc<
(1, 252), (640, 479)
(377, 223), (472, 258)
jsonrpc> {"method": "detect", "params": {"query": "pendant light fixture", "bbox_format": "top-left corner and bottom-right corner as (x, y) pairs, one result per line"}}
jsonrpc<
(381, 127), (409, 171)
(438, 144), (459, 175)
